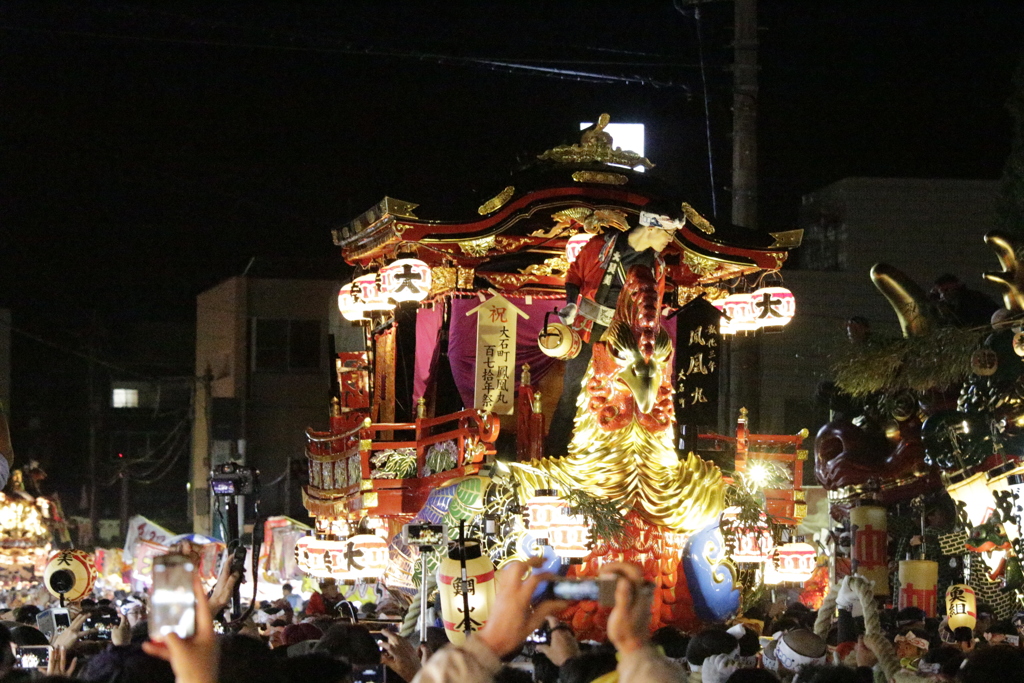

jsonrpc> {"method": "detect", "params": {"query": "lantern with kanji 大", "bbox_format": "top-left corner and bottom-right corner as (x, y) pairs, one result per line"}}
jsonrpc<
(380, 259), (432, 303)
(330, 534), (389, 580)
(525, 489), (561, 543)
(714, 293), (756, 335)
(850, 505), (889, 596)
(945, 584), (977, 630)
(43, 549), (97, 602)
(749, 287), (796, 329)
(766, 542), (816, 584)
(899, 560), (938, 617)
(436, 541), (496, 646)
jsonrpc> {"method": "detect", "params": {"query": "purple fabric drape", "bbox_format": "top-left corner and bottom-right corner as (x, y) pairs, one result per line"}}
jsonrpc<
(448, 296), (561, 410)
(413, 304), (445, 405)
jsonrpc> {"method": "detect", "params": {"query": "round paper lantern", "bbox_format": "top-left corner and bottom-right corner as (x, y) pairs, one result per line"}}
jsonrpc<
(722, 507), (774, 564)
(945, 584), (977, 630)
(546, 504), (590, 561)
(379, 259), (432, 303)
(337, 283), (368, 322)
(750, 287), (796, 328)
(769, 542), (816, 583)
(525, 489), (561, 542)
(331, 534), (389, 580)
(898, 560), (938, 617)
(436, 541), (496, 646)
(352, 274), (394, 313)
(43, 549), (97, 602)
(850, 506), (888, 596)
(565, 233), (595, 264)
(987, 463), (1024, 541)
(294, 536), (332, 579)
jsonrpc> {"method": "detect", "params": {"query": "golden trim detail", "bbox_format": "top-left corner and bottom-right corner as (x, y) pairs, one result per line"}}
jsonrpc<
(769, 229), (803, 248)
(520, 255), (569, 278)
(682, 249), (721, 277)
(460, 235), (497, 257)
(478, 186), (515, 215)
(572, 170), (628, 185)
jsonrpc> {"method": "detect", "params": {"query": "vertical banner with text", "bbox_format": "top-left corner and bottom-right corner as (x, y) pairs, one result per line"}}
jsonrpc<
(674, 297), (722, 426)
(465, 294), (528, 415)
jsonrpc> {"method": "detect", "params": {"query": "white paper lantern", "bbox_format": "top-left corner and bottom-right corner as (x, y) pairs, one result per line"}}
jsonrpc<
(436, 541), (496, 645)
(380, 259), (432, 302)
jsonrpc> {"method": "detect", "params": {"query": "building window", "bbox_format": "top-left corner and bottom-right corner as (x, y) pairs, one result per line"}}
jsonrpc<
(253, 319), (321, 371)
(112, 388), (139, 408)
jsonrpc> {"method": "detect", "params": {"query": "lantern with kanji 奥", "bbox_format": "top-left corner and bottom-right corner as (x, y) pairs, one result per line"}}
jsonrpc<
(43, 549), (97, 602)
(898, 560), (938, 617)
(436, 541), (496, 645)
(945, 584), (977, 630)
(294, 536), (333, 579)
(850, 505), (889, 596)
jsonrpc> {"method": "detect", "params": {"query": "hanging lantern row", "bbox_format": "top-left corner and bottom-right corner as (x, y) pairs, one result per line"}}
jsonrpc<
(525, 489), (591, 561)
(763, 541), (816, 585)
(294, 533), (389, 581)
(712, 287), (796, 334)
(722, 507), (775, 565)
(337, 258), (433, 321)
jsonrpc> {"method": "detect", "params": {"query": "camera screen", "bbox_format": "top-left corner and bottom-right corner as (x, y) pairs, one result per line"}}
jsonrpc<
(16, 646), (51, 669)
(526, 624), (551, 645)
(151, 555), (197, 639)
(53, 610), (72, 629)
(211, 479), (237, 495)
(550, 580), (600, 602)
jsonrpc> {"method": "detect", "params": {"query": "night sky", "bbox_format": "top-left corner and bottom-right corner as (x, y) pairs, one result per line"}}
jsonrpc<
(1, 2), (1023, 518)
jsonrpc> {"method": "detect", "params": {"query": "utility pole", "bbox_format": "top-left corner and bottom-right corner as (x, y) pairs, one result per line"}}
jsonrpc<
(723, 0), (762, 433)
(87, 311), (100, 546)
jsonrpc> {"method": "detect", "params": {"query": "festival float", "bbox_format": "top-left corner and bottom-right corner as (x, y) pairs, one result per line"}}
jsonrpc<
(300, 115), (809, 638)
(817, 232), (1024, 619)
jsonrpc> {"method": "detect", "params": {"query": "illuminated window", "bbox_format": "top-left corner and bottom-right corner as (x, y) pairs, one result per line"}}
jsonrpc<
(112, 388), (139, 408)
(579, 122), (645, 172)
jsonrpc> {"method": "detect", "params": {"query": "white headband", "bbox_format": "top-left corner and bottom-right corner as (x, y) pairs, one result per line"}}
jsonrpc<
(774, 636), (827, 672)
(639, 211), (683, 230)
(895, 633), (930, 651)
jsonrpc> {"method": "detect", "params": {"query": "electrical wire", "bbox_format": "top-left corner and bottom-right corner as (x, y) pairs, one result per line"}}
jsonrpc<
(675, 0), (719, 217)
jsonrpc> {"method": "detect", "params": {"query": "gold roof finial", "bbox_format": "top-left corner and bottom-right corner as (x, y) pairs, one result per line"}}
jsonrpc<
(538, 113), (654, 170)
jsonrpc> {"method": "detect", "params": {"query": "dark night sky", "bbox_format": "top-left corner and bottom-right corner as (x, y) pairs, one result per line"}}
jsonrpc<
(3, 1), (1022, 327)
(1, 1), (1022, 519)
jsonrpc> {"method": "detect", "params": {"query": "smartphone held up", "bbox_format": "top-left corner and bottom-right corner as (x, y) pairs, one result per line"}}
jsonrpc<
(150, 552), (197, 640)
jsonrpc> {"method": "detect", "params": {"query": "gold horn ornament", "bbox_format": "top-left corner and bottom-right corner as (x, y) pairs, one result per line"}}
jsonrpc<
(870, 263), (935, 337)
(983, 231), (1024, 314)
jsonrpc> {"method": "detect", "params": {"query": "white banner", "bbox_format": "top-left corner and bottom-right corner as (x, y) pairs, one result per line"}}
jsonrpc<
(122, 515), (174, 563)
(465, 293), (528, 415)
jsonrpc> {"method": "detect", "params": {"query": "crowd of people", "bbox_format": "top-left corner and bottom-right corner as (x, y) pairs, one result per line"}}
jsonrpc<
(0, 551), (1022, 683)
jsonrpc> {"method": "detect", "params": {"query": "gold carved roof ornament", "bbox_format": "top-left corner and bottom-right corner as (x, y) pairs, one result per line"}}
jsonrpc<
(478, 186), (516, 215)
(520, 255), (570, 278)
(572, 170), (628, 185)
(538, 113), (655, 170)
(681, 203), (714, 235)
(984, 231), (1024, 313)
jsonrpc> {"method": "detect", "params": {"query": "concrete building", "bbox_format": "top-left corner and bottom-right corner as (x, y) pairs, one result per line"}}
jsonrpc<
(751, 177), (1002, 439)
(191, 276), (343, 535)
